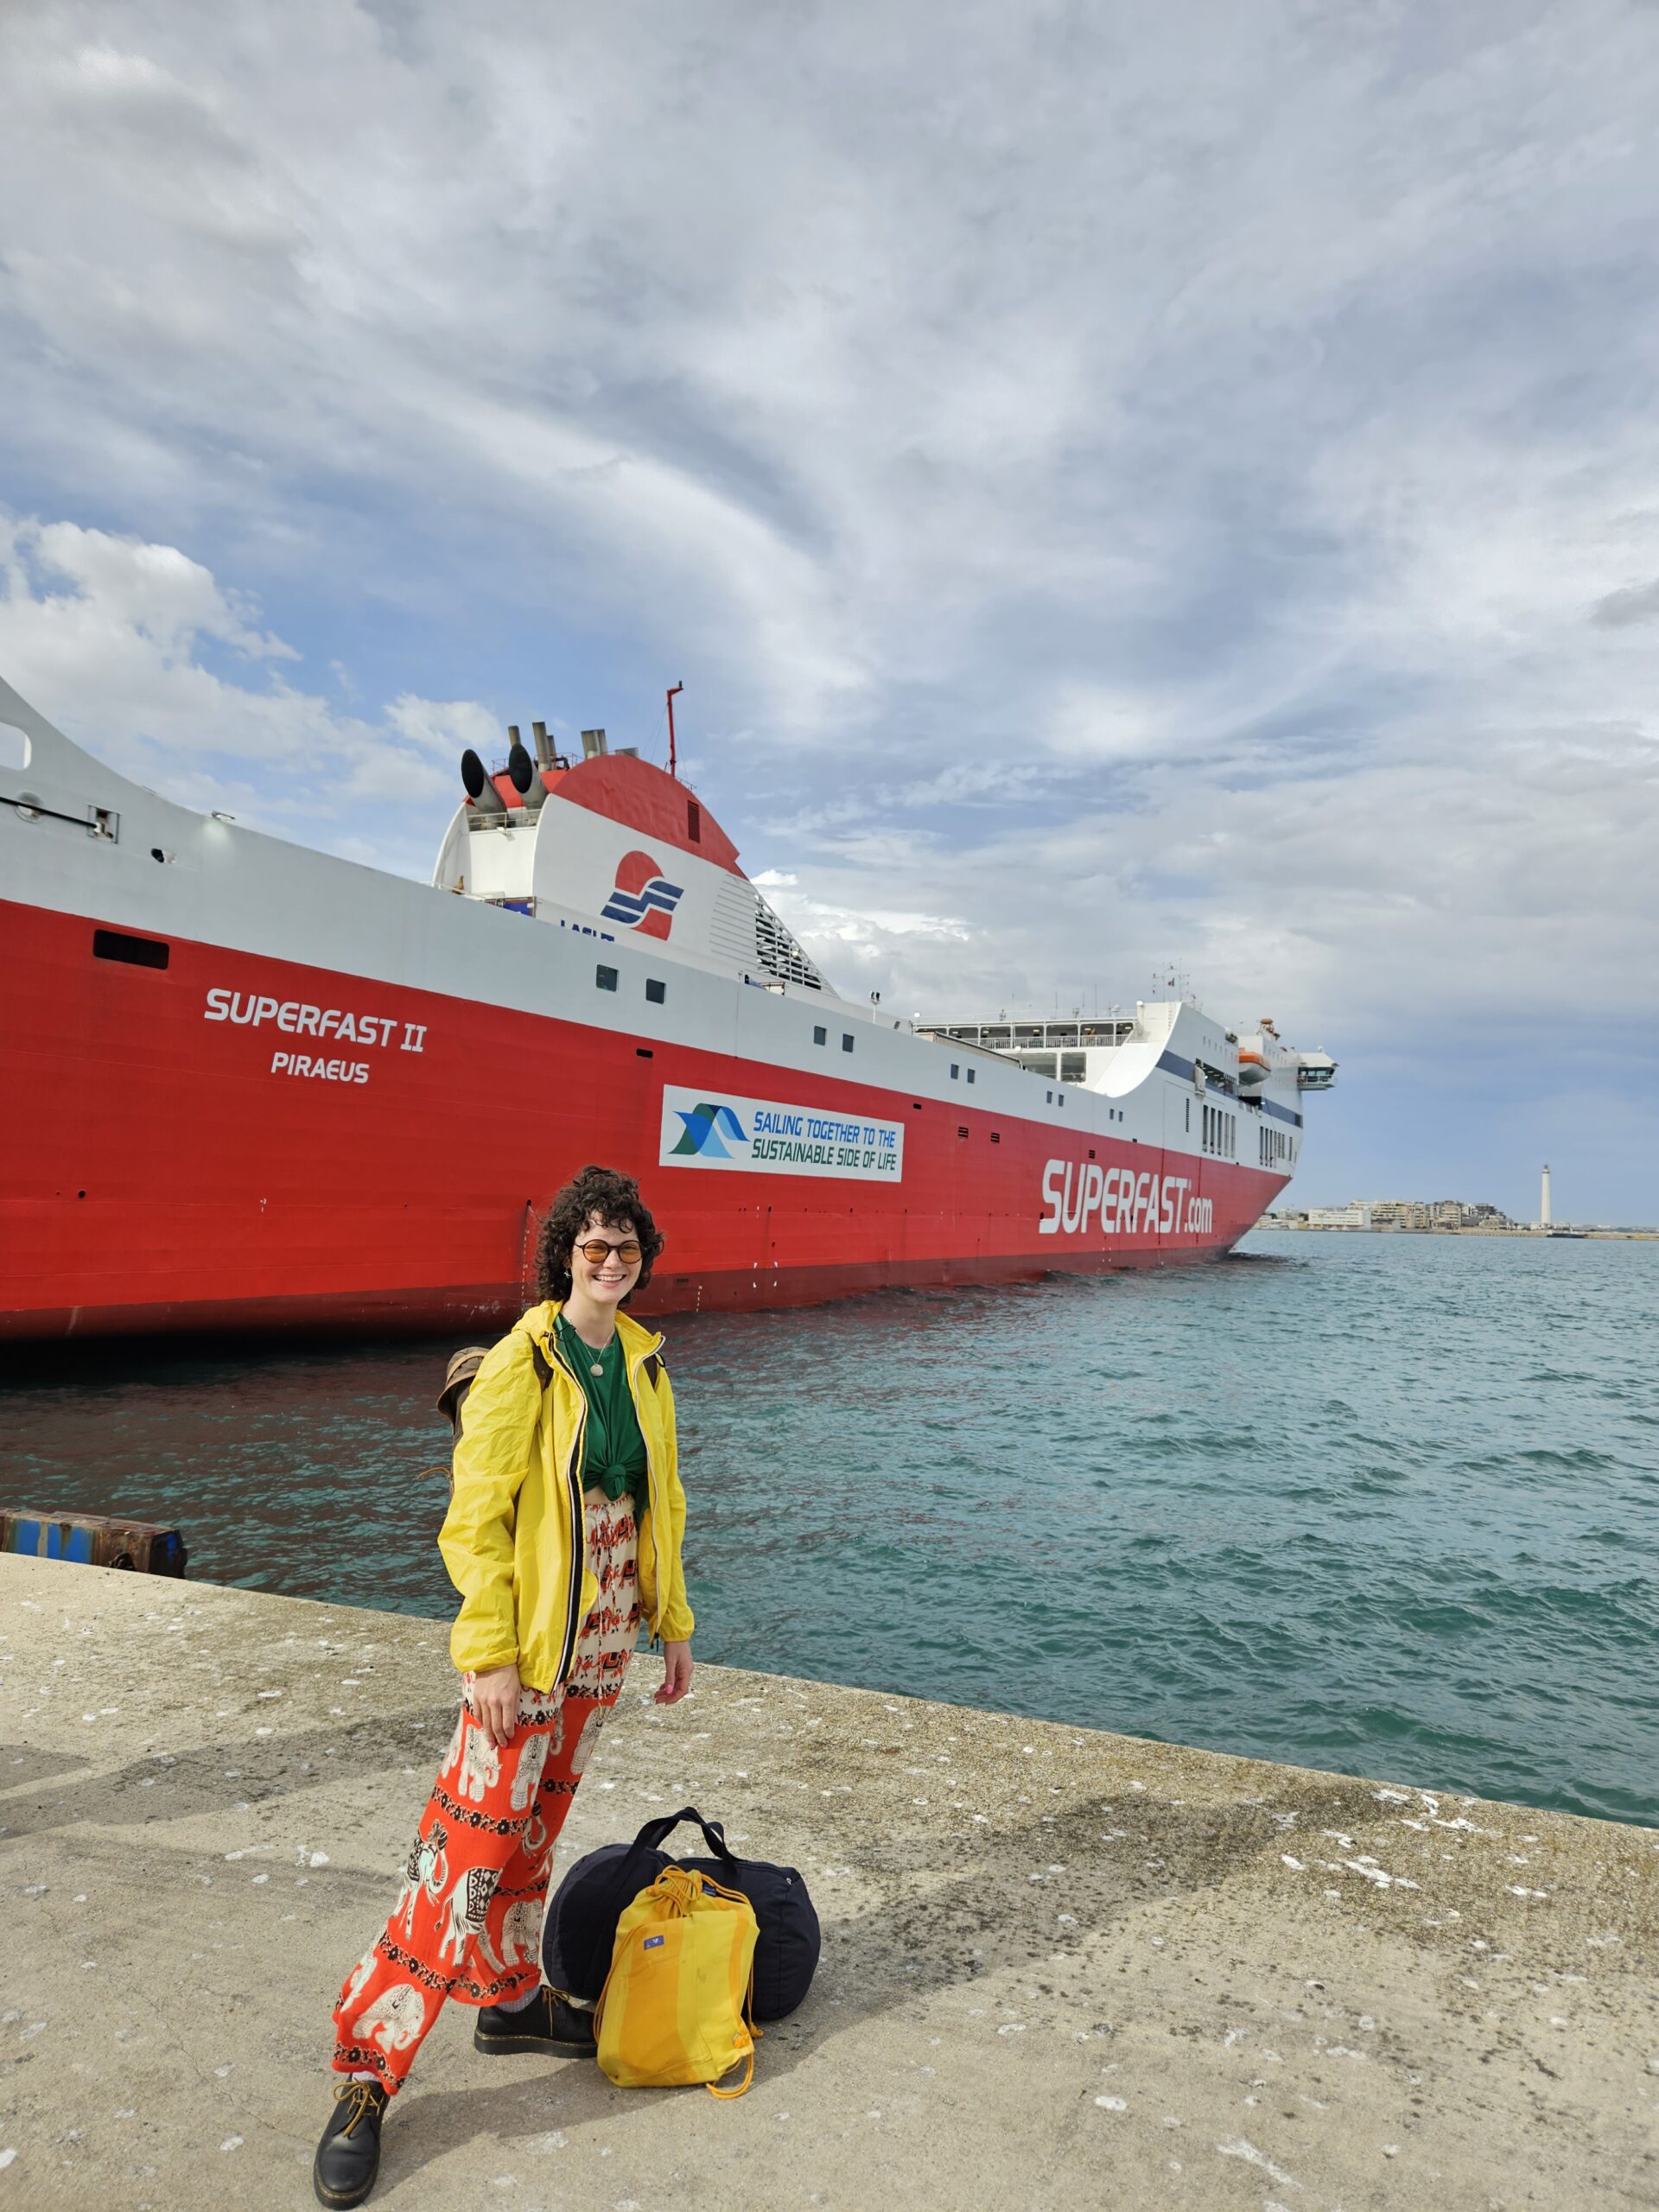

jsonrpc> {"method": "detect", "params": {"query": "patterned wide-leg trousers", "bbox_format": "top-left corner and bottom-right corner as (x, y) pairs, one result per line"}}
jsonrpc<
(331, 1496), (640, 2094)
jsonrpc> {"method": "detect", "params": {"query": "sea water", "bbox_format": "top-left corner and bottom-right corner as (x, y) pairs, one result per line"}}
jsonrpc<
(5, 1231), (1655, 1827)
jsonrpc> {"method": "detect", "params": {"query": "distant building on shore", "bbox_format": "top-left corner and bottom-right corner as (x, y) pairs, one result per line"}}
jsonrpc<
(1262, 1197), (1519, 1231)
(1367, 1198), (1516, 1230)
(1260, 1192), (1654, 1237)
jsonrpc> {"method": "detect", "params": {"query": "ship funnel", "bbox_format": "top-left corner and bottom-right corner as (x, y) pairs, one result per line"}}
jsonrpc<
(461, 747), (507, 817)
(506, 737), (549, 817)
(581, 728), (609, 760)
(531, 720), (554, 768)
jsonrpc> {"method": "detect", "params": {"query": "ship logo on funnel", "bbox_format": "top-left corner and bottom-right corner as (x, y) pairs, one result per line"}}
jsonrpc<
(601, 849), (684, 938)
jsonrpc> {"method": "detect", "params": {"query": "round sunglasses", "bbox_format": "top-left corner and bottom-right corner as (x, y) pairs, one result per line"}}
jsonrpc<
(575, 1238), (643, 1266)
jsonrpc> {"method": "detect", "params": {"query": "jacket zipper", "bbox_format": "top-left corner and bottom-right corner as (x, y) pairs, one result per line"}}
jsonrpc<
(540, 1325), (588, 1690)
(627, 1333), (669, 1644)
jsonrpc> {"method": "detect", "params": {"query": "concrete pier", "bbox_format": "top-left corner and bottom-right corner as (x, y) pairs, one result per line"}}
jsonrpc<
(2, 1553), (1655, 2210)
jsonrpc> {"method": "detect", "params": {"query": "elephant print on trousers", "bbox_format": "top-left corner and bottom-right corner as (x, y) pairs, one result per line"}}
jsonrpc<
(481, 1897), (543, 1974)
(393, 1821), (449, 1939)
(435, 1866), (500, 1967)
(341, 1948), (379, 2012)
(568, 1702), (609, 1777)
(508, 1727), (551, 1812)
(456, 1725), (501, 1803)
(353, 1983), (427, 2055)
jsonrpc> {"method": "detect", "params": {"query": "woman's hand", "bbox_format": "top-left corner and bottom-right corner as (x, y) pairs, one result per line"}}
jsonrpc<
(655, 1641), (694, 1706)
(468, 1662), (521, 1747)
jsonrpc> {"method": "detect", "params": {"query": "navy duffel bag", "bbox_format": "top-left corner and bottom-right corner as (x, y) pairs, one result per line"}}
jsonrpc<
(542, 1804), (820, 2021)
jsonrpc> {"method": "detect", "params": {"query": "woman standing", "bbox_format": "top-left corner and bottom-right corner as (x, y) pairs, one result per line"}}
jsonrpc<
(315, 1164), (694, 2209)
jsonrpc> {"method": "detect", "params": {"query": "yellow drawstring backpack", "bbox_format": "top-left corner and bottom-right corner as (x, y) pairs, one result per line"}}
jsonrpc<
(594, 1866), (763, 2097)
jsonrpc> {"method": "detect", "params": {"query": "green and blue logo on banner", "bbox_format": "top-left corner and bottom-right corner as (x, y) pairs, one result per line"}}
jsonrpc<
(658, 1084), (905, 1180)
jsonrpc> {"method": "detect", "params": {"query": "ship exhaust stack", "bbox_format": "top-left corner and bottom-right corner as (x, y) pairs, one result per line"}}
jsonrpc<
(461, 748), (506, 817)
(531, 720), (554, 768)
(581, 728), (609, 760)
(1541, 1164), (1553, 1228)
(506, 737), (548, 816)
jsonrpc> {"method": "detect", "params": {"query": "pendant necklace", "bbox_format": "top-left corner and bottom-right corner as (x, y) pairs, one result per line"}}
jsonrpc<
(561, 1317), (607, 1377)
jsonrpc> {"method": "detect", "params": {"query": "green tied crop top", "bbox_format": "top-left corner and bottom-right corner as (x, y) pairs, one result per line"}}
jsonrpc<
(554, 1313), (650, 1518)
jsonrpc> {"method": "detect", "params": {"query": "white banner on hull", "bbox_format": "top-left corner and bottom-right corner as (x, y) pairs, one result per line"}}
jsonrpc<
(658, 1085), (905, 1180)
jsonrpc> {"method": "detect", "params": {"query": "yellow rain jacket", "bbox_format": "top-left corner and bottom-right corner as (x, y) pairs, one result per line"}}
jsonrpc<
(437, 1301), (694, 1691)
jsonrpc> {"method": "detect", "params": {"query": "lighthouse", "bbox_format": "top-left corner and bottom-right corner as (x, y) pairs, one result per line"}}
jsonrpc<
(1541, 1164), (1553, 1230)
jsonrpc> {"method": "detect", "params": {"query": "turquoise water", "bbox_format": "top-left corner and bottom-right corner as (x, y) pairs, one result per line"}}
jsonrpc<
(5, 1231), (1656, 1827)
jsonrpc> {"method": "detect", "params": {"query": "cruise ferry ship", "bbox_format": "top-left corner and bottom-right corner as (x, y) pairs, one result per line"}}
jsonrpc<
(0, 676), (1334, 1339)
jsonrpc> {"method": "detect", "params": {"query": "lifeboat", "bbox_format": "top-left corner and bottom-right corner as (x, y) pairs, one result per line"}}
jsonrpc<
(1236, 1049), (1270, 1092)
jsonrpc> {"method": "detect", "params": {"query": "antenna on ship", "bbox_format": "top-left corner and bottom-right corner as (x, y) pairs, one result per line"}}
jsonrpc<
(666, 683), (683, 779)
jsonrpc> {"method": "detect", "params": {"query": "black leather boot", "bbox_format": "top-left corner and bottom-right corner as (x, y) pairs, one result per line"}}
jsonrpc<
(313, 2078), (390, 2208)
(474, 1986), (598, 2055)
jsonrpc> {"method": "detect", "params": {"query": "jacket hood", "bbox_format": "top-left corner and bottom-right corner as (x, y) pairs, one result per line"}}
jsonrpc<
(515, 1300), (664, 1361)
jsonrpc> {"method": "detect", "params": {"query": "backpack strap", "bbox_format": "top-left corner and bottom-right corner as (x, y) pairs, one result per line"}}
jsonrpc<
(707, 1964), (760, 2100)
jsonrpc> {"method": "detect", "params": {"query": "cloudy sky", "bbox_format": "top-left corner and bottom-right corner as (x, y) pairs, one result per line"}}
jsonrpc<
(4, 1), (1658, 1218)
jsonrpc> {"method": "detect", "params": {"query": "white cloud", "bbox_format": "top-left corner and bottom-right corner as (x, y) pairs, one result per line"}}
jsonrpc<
(0, 512), (488, 871)
(1, 0), (1658, 1207)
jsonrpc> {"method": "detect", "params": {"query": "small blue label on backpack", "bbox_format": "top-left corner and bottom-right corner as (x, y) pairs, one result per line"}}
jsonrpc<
(644, 1935), (664, 1949)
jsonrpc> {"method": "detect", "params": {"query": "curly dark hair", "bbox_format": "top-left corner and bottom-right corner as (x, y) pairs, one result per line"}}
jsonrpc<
(533, 1164), (664, 1305)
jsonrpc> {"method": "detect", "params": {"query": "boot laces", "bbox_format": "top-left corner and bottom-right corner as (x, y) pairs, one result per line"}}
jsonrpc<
(334, 2080), (385, 2136)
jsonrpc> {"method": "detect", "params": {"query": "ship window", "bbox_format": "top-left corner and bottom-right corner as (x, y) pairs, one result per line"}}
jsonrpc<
(595, 964), (618, 991)
(1185, 1098), (1191, 1133)
(813, 1025), (826, 1045)
(967, 1067), (976, 1084)
(1060, 1052), (1086, 1084)
(645, 978), (666, 1004)
(841, 1033), (854, 1052)
(950, 1064), (959, 1079)
(92, 927), (168, 970)
(688, 800), (702, 842)
(636, 1046), (654, 1059)
(1046, 1090), (1052, 1103)
(957, 1125), (969, 1139)
(990, 1131), (1001, 1143)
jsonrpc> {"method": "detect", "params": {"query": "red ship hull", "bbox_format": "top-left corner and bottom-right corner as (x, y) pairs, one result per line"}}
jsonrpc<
(1, 899), (1281, 1342)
